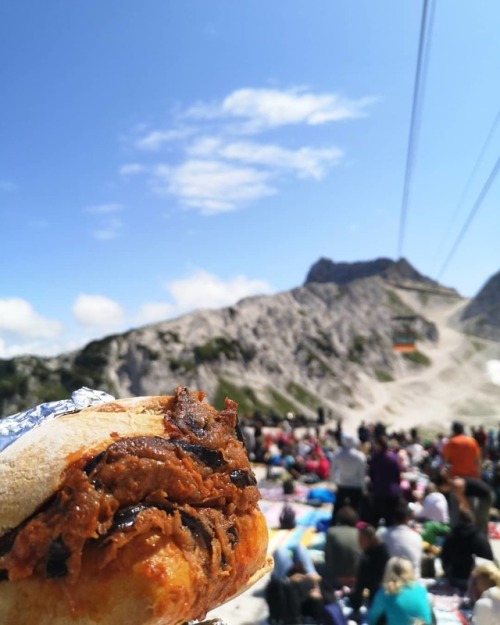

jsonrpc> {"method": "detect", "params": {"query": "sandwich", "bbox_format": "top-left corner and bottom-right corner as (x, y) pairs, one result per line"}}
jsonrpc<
(0, 386), (271, 624)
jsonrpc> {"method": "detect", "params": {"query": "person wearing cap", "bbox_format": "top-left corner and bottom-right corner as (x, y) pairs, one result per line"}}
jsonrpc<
(329, 435), (367, 525)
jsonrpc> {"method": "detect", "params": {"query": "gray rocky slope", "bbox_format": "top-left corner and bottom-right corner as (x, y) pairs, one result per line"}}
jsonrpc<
(460, 269), (500, 340)
(1, 257), (499, 431)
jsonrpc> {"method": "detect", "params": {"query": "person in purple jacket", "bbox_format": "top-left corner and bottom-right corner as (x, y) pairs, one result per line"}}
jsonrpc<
(368, 436), (402, 526)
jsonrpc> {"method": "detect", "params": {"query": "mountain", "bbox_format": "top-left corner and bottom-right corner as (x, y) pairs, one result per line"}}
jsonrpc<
(305, 257), (458, 295)
(460, 269), (500, 340)
(3, 257), (500, 433)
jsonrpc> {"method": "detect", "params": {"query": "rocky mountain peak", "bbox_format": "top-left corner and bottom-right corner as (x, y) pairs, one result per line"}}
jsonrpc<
(460, 268), (500, 340)
(304, 256), (439, 288)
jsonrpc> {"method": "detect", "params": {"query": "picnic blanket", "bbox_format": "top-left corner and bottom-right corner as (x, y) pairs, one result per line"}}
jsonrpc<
(261, 500), (331, 555)
(427, 583), (471, 625)
(261, 501), (471, 625)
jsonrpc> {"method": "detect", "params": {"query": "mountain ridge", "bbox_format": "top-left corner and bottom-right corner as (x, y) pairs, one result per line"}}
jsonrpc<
(1, 256), (499, 432)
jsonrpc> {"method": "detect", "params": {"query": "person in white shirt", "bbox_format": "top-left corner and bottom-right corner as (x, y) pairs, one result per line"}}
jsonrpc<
(330, 436), (367, 524)
(421, 485), (449, 523)
(382, 501), (423, 578)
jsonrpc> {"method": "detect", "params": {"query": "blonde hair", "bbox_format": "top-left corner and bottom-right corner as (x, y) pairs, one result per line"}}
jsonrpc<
(383, 557), (415, 594)
(471, 562), (500, 588)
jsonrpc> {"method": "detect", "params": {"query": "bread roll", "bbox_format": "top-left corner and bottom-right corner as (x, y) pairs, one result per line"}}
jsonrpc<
(0, 387), (270, 624)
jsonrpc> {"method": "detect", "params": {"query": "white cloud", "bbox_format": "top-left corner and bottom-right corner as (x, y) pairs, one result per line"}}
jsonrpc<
(135, 271), (273, 324)
(126, 86), (373, 213)
(119, 163), (145, 176)
(187, 87), (375, 132)
(0, 298), (64, 340)
(188, 137), (342, 179)
(72, 294), (125, 329)
(92, 217), (123, 241)
(85, 203), (122, 214)
(166, 270), (273, 313)
(135, 127), (194, 151)
(153, 160), (275, 214)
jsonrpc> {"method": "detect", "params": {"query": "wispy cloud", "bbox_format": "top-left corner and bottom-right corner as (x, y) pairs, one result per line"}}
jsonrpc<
(186, 87), (375, 133)
(122, 85), (374, 214)
(136, 269), (273, 323)
(188, 137), (342, 179)
(153, 160), (275, 214)
(135, 127), (194, 151)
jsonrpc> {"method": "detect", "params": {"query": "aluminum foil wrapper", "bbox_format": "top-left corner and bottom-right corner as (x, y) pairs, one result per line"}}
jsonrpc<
(0, 387), (115, 453)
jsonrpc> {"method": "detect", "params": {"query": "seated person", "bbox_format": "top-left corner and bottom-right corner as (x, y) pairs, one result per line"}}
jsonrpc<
(368, 557), (433, 625)
(267, 544), (323, 624)
(324, 505), (361, 587)
(349, 522), (389, 616)
(440, 509), (494, 588)
(420, 483), (449, 523)
(382, 500), (423, 578)
(470, 561), (500, 625)
(268, 544), (345, 625)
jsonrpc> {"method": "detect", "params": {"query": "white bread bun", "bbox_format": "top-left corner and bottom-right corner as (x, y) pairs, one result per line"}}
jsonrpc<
(0, 396), (169, 535)
(0, 390), (270, 624)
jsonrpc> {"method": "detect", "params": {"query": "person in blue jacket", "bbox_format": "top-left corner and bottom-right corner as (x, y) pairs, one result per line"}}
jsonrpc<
(368, 557), (433, 625)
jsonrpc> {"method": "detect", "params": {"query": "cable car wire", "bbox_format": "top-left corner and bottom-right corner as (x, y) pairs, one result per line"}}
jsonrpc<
(397, 0), (436, 259)
(434, 106), (500, 261)
(437, 154), (500, 281)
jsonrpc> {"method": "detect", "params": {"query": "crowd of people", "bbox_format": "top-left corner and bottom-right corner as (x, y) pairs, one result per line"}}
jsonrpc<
(244, 415), (500, 625)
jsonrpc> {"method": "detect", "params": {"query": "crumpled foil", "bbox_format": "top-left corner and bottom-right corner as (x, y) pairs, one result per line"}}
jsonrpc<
(0, 387), (115, 453)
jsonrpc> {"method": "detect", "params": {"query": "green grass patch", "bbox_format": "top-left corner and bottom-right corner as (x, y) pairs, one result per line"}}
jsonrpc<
(402, 350), (432, 367)
(212, 378), (271, 414)
(137, 344), (161, 360)
(169, 358), (196, 373)
(375, 369), (394, 382)
(472, 340), (487, 352)
(348, 335), (366, 363)
(386, 290), (414, 315)
(266, 387), (299, 416)
(194, 336), (255, 363)
(286, 382), (321, 409)
(159, 329), (181, 343)
(303, 348), (335, 376)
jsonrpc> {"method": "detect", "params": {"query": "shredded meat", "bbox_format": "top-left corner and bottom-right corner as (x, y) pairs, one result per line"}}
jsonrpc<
(0, 387), (259, 584)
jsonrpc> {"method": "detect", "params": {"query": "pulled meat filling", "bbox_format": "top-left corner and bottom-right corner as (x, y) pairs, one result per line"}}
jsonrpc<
(0, 387), (259, 584)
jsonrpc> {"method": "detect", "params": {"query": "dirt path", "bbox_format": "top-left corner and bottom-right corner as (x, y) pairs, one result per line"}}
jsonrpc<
(346, 293), (500, 434)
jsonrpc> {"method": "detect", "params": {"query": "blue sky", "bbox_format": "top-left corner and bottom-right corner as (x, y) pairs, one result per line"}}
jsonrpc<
(1, 1), (499, 357)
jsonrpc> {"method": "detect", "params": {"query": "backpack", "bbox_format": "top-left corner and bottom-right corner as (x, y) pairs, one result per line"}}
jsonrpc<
(279, 504), (296, 530)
